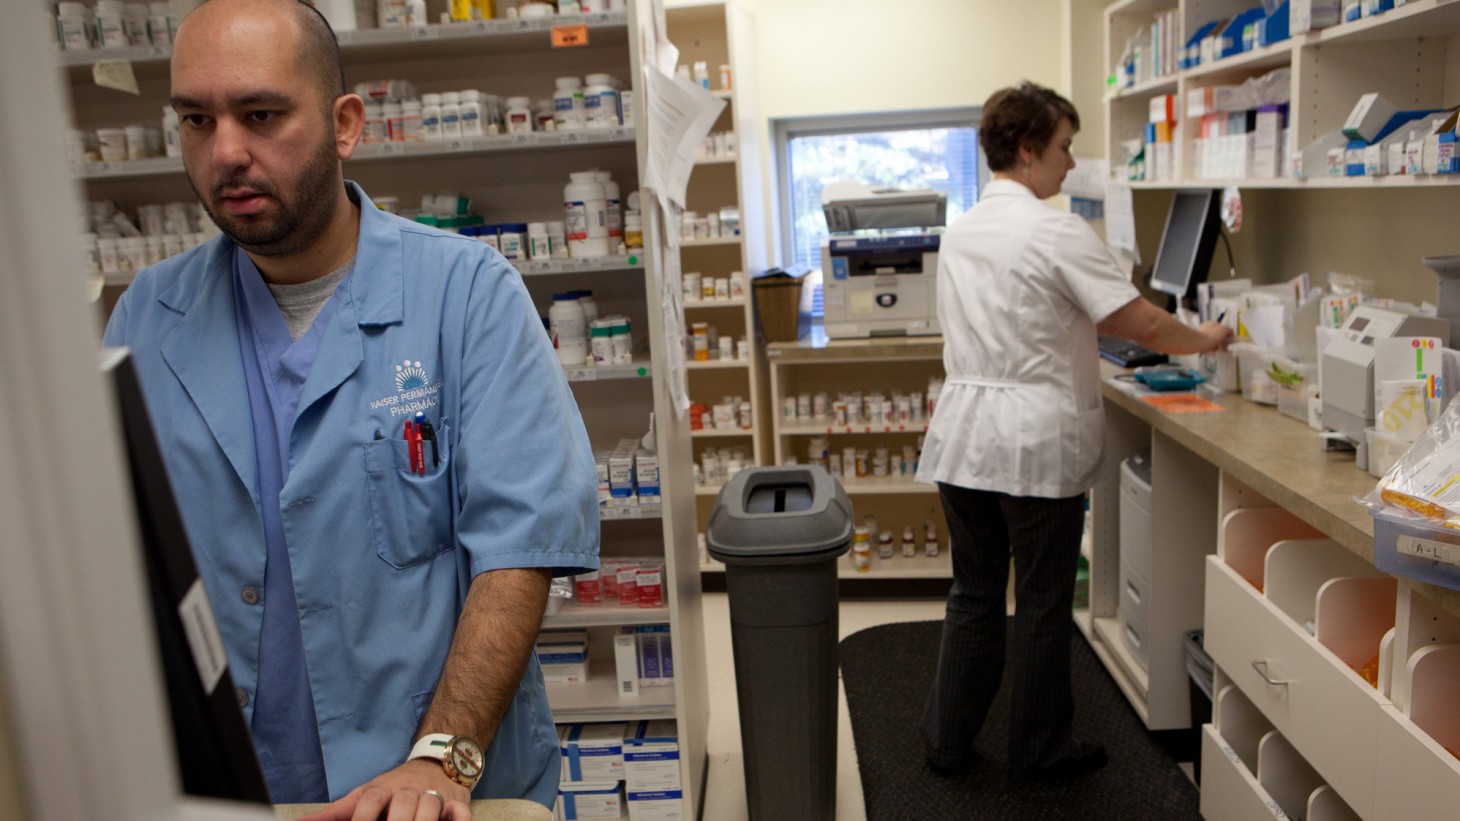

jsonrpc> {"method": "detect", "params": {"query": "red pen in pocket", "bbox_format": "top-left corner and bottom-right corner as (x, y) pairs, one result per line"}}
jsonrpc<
(404, 420), (425, 475)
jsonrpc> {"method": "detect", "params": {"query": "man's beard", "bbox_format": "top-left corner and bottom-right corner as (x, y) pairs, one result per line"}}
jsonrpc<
(189, 134), (341, 258)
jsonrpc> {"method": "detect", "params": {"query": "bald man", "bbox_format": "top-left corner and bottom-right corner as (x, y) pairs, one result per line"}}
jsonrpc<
(103, 2), (599, 818)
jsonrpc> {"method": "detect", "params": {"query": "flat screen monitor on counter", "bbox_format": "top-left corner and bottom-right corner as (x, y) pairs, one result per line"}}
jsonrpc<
(1148, 188), (1222, 305)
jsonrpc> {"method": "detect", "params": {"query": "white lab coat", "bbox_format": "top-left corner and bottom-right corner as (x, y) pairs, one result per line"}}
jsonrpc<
(916, 179), (1140, 498)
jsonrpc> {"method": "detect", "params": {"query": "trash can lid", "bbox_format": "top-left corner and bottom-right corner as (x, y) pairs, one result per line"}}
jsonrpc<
(706, 466), (854, 563)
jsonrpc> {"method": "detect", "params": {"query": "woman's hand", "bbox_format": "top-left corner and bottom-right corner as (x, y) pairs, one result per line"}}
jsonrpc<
(1197, 321), (1235, 353)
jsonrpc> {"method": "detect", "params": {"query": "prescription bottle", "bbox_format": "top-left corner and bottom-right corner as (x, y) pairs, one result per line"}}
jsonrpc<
(505, 96), (533, 134)
(400, 99), (423, 141)
(623, 211), (642, 249)
(459, 90), (484, 137)
(563, 172), (609, 258)
(420, 93), (442, 140)
(584, 73), (620, 129)
(439, 92), (462, 139)
(610, 317), (632, 363)
(595, 171), (622, 240)
(527, 222), (551, 260)
(498, 223), (528, 261)
(382, 101), (404, 142)
(549, 293), (588, 366)
(553, 77), (585, 130)
(691, 322), (710, 361)
(577, 290), (598, 340)
(362, 103), (387, 144)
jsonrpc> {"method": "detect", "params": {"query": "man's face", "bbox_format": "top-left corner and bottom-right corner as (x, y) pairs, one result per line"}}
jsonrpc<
(170, 5), (342, 257)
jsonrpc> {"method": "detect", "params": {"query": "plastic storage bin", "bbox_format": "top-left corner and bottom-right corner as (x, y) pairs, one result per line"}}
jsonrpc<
(1370, 506), (1460, 591)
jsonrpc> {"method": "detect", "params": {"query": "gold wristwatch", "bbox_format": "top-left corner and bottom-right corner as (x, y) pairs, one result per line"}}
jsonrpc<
(408, 733), (485, 790)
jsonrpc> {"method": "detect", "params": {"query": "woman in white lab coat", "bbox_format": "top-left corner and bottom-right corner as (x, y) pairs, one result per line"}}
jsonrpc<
(915, 82), (1233, 779)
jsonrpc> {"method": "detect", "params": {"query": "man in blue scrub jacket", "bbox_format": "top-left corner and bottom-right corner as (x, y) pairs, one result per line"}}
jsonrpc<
(102, 1), (599, 817)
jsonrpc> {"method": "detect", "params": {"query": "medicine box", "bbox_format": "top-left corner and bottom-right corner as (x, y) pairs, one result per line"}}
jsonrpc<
(595, 452), (612, 508)
(634, 449), (660, 503)
(538, 633), (589, 683)
(1363, 0), (1394, 15)
(627, 789), (684, 821)
(608, 442), (636, 506)
(632, 624), (673, 685)
(624, 720), (681, 793)
(1342, 0), (1362, 21)
(559, 722), (627, 783)
(1343, 93), (1398, 142)
(1290, 0), (1341, 33)
(1149, 94), (1176, 124)
(614, 632), (639, 698)
(555, 780), (624, 821)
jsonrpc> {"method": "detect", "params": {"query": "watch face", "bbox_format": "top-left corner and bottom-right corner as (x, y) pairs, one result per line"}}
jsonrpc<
(447, 736), (484, 782)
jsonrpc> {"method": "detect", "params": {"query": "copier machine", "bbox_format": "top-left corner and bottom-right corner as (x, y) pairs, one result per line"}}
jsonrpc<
(819, 183), (945, 339)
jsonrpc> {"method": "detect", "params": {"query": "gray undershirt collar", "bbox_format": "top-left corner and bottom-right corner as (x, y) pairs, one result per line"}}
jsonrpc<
(266, 257), (354, 341)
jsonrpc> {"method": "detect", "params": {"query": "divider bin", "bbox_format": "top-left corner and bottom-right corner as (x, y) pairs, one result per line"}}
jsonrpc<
(1314, 577), (1397, 689)
(1257, 730), (1326, 820)
(1220, 507), (1323, 593)
(1377, 627), (1397, 699)
(1307, 784), (1362, 821)
(1406, 644), (1460, 757)
(1265, 539), (1384, 627)
(1215, 683), (1272, 775)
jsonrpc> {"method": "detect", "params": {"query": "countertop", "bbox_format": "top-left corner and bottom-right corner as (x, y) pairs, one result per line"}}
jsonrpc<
(274, 800), (550, 820)
(1100, 369), (1460, 615)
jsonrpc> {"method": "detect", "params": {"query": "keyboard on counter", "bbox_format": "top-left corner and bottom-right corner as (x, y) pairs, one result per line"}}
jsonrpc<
(1097, 335), (1168, 368)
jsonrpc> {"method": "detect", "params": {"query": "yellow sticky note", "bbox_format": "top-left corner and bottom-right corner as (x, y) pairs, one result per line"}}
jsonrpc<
(93, 59), (140, 95)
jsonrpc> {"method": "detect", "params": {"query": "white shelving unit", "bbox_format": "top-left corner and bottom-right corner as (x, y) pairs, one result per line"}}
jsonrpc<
(1104, 0), (1460, 189)
(665, 1), (774, 571)
(752, 335), (952, 584)
(65, 5), (708, 815)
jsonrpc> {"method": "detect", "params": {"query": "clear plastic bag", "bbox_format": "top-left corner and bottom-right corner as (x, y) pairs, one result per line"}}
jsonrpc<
(1359, 388), (1460, 528)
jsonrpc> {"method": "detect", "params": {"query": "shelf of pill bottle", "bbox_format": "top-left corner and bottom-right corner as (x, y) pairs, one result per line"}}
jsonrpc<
(599, 503), (661, 521)
(777, 421), (931, 436)
(678, 236), (741, 248)
(1111, 174), (1460, 190)
(544, 658), (676, 723)
(682, 297), (746, 309)
(685, 358), (749, 370)
(74, 127), (638, 181)
(514, 254), (645, 277)
(688, 428), (753, 439)
(563, 362), (651, 382)
(542, 598), (669, 630)
(56, 12), (631, 70)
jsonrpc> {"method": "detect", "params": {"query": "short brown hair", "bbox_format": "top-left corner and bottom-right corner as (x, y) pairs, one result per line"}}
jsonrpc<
(979, 82), (1080, 172)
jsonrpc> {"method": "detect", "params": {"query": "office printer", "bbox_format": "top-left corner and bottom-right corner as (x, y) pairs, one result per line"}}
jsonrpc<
(819, 183), (945, 339)
(1321, 304), (1450, 469)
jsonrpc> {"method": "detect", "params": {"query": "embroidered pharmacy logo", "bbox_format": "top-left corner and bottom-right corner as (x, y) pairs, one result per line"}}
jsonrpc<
(396, 359), (429, 391)
(370, 359), (443, 417)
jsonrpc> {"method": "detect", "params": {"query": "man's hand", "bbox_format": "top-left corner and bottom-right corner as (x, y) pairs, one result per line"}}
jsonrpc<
(298, 759), (472, 821)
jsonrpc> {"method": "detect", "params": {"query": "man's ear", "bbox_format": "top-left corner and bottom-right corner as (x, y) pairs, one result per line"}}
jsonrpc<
(334, 93), (365, 160)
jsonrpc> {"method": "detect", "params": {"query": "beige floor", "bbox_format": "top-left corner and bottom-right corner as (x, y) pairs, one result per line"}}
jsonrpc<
(698, 592), (949, 821)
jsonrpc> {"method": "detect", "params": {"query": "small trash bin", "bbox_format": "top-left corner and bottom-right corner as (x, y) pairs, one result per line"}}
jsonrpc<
(706, 466), (854, 821)
(751, 267), (810, 343)
(1185, 629), (1213, 784)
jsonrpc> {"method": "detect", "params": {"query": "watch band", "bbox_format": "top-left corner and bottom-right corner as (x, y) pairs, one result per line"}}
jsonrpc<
(409, 733), (455, 763)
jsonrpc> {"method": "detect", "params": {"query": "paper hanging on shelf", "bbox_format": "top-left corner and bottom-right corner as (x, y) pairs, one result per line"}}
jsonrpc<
(1061, 158), (1109, 202)
(641, 66), (725, 213)
(655, 204), (690, 417)
(1103, 179), (1139, 273)
(93, 59), (140, 95)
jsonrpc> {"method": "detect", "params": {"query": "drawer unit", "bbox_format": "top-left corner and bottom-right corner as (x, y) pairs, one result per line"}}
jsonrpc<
(1118, 562), (1151, 672)
(1205, 554), (1388, 817)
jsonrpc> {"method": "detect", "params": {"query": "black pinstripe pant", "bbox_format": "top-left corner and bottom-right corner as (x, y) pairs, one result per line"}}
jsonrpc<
(922, 483), (1087, 774)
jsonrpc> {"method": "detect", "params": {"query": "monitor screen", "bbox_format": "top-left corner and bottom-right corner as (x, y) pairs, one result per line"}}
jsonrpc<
(103, 348), (272, 805)
(1148, 189), (1222, 302)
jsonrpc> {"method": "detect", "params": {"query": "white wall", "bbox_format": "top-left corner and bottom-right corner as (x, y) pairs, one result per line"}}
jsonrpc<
(668, 0), (1070, 120)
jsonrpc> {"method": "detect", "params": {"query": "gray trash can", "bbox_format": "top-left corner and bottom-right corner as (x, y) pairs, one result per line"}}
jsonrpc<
(706, 466), (854, 821)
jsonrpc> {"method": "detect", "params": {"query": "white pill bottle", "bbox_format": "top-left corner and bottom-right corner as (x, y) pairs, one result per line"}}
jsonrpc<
(549, 293), (589, 366)
(563, 172), (609, 258)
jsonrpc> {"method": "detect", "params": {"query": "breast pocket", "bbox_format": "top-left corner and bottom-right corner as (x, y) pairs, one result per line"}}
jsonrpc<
(363, 418), (455, 569)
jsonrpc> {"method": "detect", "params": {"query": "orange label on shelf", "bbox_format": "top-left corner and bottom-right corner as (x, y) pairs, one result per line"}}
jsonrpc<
(1140, 394), (1226, 414)
(551, 24), (589, 48)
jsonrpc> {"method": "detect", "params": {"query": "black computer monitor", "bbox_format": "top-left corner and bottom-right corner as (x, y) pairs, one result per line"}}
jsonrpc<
(1148, 189), (1222, 305)
(103, 348), (272, 805)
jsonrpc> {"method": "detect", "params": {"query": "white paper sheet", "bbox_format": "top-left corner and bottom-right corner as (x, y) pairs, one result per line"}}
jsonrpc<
(1061, 158), (1109, 201)
(642, 66), (725, 212)
(1104, 180), (1139, 270)
(655, 204), (690, 417)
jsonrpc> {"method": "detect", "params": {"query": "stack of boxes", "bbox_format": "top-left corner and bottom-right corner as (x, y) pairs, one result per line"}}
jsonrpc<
(1187, 70), (1290, 180)
(1144, 93), (1177, 182)
(1323, 93), (1458, 179)
(554, 721), (682, 821)
(597, 439), (660, 510)
(538, 625), (673, 696)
